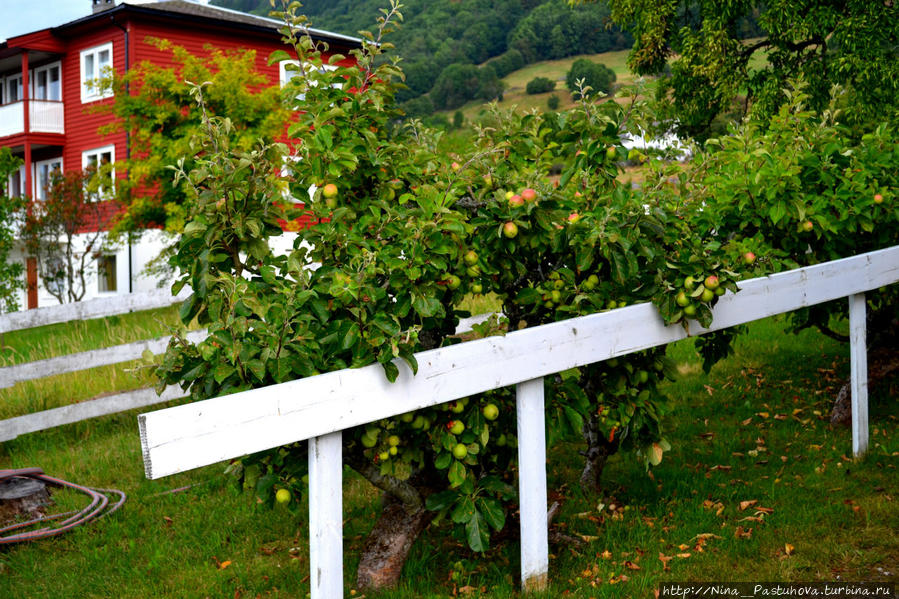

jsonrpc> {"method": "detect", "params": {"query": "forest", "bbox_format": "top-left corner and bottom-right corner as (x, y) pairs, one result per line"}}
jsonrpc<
(212, 0), (634, 110)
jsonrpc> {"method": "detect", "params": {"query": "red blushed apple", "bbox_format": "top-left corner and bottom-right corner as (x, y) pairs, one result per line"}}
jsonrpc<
(874, 193), (883, 204)
(509, 194), (524, 207)
(568, 212), (580, 223)
(503, 221), (519, 238)
(521, 188), (537, 202)
(743, 251), (756, 265)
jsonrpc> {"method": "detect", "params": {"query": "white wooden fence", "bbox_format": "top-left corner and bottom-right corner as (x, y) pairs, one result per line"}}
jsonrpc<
(139, 245), (899, 598)
(0, 288), (194, 442)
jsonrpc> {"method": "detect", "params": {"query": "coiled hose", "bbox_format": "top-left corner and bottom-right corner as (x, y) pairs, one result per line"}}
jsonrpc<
(0, 467), (125, 545)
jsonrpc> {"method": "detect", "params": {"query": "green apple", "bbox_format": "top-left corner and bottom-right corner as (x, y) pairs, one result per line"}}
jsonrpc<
(675, 291), (690, 307)
(464, 250), (479, 265)
(449, 420), (465, 435)
(452, 443), (468, 460)
(275, 488), (291, 505)
(387, 435), (400, 447)
(482, 403), (499, 421)
(471, 283), (483, 294)
(445, 274), (461, 290)
(683, 304), (697, 317)
(700, 288), (715, 302)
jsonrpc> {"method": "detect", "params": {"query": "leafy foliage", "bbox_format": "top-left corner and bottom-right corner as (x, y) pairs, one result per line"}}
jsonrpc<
(21, 166), (116, 304)
(101, 39), (289, 234)
(606, 0), (899, 137)
(0, 148), (25, 312)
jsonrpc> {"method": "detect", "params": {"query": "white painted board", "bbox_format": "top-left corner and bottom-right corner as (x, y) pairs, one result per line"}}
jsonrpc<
(140, 245), (899, 479)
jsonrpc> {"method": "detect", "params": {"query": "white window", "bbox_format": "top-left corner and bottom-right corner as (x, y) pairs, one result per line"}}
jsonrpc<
(80, 43), (113, 103)
(7, 164), (25, 198)
(97, 254), (117, 293)
(5, 73), (22, 104)
(33, 157), (63, 201)
(32, 62), (62, 101)
(82, 145), (115, 200)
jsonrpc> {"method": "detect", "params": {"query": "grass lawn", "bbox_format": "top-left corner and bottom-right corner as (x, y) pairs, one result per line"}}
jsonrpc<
(1, 313), (896, 597)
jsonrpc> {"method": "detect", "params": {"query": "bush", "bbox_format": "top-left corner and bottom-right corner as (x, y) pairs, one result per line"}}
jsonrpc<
(526, 76), (556, 95)
(453, 110), (464, 129)
(566, 58), (616, 98)
(399, 94), (434, 118)
(547, 94), (560, 110)
(430, 63), (503, 110)
(486, 48), (524, 79)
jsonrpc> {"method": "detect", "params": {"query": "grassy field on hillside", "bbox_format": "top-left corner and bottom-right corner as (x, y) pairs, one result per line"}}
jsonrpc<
(449, 49), (641, 123)
(2, 312), (895, 598)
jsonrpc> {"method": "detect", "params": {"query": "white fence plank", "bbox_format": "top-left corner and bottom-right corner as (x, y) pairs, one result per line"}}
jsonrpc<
(0, 385), (186, 442)
(0, 329), (207, 389)
(516, 377), (548, 591)
(0, 288), (189, 334)
(140, 244), (899, 480)
(849, 293), (869, 456)
(309, 432), (343, 599)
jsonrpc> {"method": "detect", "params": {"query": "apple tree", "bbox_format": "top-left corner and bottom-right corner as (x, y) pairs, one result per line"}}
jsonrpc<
(155, 2), (744, 591)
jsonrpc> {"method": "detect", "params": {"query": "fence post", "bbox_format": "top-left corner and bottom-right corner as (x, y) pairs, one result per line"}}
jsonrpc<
(516, 377), (548, 591)
(848, 293), (868, 457)
(308, 431), (343, 599)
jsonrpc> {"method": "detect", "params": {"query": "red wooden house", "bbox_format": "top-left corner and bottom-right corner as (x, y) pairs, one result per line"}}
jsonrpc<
(0, 0), (358, 308)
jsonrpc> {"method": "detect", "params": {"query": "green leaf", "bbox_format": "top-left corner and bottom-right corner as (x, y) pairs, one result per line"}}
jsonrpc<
(448, 460), (467, 488)
(465, 510), (489, 552)
(425, 489), (457, 511)
(476, 497), (506, 531)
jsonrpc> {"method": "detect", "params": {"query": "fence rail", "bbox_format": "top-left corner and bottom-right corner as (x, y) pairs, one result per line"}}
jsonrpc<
(0, 289), (192, 442)
(138, 244), (899, 598)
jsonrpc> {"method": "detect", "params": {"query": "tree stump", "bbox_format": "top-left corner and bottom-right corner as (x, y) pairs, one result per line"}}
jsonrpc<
(0, 476), (52, 526)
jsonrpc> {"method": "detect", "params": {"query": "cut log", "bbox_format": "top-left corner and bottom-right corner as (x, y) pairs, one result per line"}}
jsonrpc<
(0, 476), (52, 525)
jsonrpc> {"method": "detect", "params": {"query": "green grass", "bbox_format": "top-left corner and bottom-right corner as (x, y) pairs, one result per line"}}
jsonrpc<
(1, 315), (896, 597)
(0, 306), (185, 420)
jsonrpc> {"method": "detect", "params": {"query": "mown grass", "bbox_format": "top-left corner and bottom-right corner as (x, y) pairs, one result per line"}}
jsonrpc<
(1, 313), (896, 598)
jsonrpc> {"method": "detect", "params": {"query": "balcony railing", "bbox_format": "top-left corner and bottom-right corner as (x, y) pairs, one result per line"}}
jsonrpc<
(0, 100), (65, 137)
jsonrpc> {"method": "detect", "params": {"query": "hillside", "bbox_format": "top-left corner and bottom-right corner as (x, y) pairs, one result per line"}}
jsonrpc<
(211, 0), (632, 106)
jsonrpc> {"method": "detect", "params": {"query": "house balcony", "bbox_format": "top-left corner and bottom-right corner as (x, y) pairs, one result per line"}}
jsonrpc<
(0, 100), (65, 138)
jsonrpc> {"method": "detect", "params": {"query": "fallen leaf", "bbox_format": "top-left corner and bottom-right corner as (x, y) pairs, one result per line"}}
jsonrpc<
(734, 526), (753, 539)
(677, 553), (692, 558)
(709, 465), (732, 472)
(600, 550), (612, 560)
(624, 561), (641, 570)
(757, 412), (770, 419)
(458, 585), (478, 594)
(784, 543), (795, 556)
(774, 413), (787, 420)
(739, 500), (758, 511)
(162, 516), (174, 526)
(741, 417), (753, 426)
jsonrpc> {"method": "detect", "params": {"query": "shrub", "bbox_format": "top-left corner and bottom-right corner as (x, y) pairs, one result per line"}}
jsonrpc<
(547, 94), (560, 110)
(453, 110), (464, 129)
(566, 58), (616, 98)
(526, 76), (556, 95)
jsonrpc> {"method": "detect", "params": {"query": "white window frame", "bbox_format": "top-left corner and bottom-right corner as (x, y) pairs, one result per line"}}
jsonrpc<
(7, 164), (25, 198)
(33, 157), (63, 201)
(82, 145), (115, 201)
(97, 254), (118, 294)
(80, 42), (114, 103)
(31, 61), (62, 101)
(5, 73), (23, 104)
